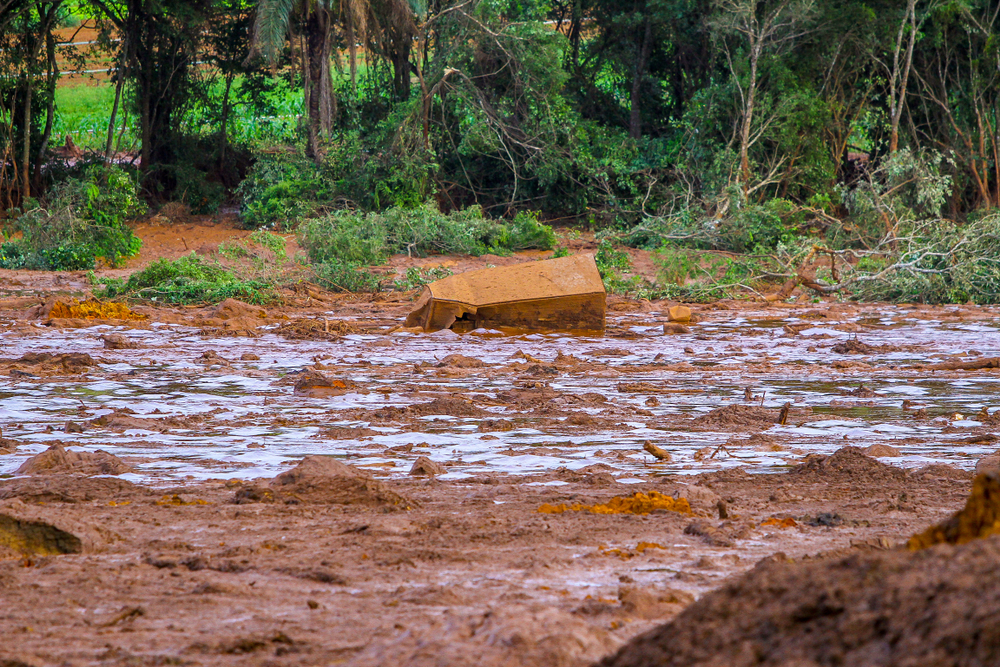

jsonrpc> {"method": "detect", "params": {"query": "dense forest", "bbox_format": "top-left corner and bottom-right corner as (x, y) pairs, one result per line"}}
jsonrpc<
(2, 0), (1000, 303)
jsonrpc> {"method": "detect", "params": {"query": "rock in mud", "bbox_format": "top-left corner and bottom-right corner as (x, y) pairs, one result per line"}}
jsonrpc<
(0, 501), (106, 556)
(661, 323), (690, 334)
(597, 533), (1000, 667)
(235, 456), (413, 508)
(617, 586), (695, 620)
(409, 456), (446, 476)
(16, 444), (132, 476)
(665, 484), (721, 513)
(666, 305), (692, 323)
(0, 435), (18, 454)
(908, 473), (1000, 549)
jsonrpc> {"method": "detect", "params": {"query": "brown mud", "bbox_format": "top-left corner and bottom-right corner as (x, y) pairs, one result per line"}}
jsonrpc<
(1, 220), (1000, 665)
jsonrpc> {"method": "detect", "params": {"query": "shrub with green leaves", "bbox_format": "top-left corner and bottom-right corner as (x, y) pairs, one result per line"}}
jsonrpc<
(298, 203), (555, 266)
(297, 203), (555, 293)
(237, 151), (334, 230)
(3, 166), (145, 270)
(99, 254), (276, 304)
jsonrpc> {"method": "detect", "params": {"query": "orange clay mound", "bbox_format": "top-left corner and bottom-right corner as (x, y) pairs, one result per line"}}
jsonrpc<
(908, 472), (1000, 549)
(49, 300), (146, 321)
(538, 491), (691, 516)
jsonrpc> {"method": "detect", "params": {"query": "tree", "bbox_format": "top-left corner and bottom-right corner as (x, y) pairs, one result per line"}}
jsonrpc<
(711, 0), (817, 197)
(252, 0), (420, 158)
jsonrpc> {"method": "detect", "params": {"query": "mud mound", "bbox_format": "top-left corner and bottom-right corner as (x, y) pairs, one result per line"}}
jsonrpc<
(369, 397), (488, 421)
(2, 352), (99, 375)
(100, 333), (140, 349)
(209, 298), (266, 321)
(409, 456), (446, 476)
(87, 409), (174, 432)
(357, 604), (620, 667)
(831, 339), (878, 354)
(437, 354), (486, 368)
(0, 476), (141, 503)
(234, 456), (412, 508)
(908, 473), (1000, 549)
(292, 370), (355, 397)
(16, 444), (132, 476)
(691, 404), (778, 430)
(272, 318), (355, 340)
(790, 446), (906, 484)
(0, 502), (107, 556)
(598, 536), (1000, 667)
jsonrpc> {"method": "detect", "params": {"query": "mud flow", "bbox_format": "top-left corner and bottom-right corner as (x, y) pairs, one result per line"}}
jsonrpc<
(2, 305), (999, 481)
(0, 300), (998, 667)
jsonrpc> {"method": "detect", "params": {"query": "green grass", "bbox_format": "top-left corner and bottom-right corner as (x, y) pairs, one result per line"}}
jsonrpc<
(53, 82), (129, 151)
(52, 76), (303, 152)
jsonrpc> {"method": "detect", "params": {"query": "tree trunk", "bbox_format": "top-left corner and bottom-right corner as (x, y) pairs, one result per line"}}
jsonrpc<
(889, 0), (916, 154)
(36, 26), (57, 185)
(105, 55), (126, 161)
(569, 0), (582, 66)
(305, 8), (328, 159)
(629, 15), (652, 139)
(219, 74), (233, 167)
(739, 44), (760, 197)
(392, 36), (412, 100)
(21, 80), (32, 200)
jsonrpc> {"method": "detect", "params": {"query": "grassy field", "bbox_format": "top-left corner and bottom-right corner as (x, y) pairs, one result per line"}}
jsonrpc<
(52, 76), (305, 152)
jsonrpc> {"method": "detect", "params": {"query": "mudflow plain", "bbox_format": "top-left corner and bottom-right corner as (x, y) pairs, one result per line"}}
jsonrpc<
(2, 265), (1000, 666)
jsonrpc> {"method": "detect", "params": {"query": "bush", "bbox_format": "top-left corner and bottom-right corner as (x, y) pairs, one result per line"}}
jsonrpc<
(99, 254), (276, 304)
(311, 262), (383, 293)
(237, 151), (335, 229)
(3, 166), (145, 270)
(297, 203), (556, 267)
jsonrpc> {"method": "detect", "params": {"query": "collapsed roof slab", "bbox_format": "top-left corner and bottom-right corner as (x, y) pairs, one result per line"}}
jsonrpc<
(404, 254), (606, 334)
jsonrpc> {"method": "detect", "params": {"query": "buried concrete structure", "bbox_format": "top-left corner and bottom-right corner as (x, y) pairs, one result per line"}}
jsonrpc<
(404, 254), (606, 333)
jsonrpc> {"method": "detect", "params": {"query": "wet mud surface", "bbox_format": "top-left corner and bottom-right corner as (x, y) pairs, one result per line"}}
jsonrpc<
(1, 293), (999, 666)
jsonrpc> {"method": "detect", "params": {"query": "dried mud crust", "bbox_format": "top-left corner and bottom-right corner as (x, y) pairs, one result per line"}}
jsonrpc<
(0, 450), (979, 667)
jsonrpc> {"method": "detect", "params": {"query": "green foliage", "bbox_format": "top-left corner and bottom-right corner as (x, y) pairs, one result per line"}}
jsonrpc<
(311, 262), (383, 293)
(392, 265), (454, 291)
(715, 199), (800, 253)
(298, 203), (555, 267)
(99, 254), (277, 304)
(655, 246), (699, 286)
(297, 203), (554, 293)
(4, 166), (145, 270)
(846, 213), (1000, 305)
(237, 151), (335, 229)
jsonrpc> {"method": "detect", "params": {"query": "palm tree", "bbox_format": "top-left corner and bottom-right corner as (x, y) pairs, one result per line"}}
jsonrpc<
(252, 0), (420, 158)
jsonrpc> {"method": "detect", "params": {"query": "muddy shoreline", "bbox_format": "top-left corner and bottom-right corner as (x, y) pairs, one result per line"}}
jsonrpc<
(1, 293), (999, 666)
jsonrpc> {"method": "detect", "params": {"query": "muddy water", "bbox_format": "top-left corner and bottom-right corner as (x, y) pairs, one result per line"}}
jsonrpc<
(2, 307), (999, 483)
